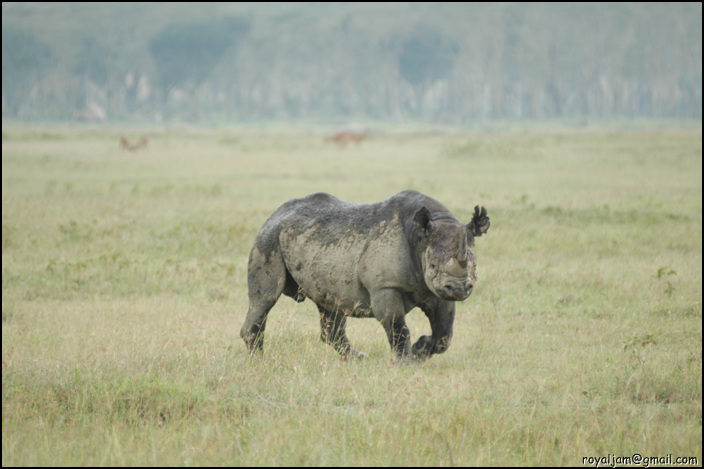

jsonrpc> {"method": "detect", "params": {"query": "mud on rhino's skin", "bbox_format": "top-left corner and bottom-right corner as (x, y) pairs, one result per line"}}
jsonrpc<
(241, 190), (490, 361)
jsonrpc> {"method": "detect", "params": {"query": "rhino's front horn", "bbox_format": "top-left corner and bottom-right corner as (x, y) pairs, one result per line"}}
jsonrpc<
(445, 257), (467, 277)
(456, 234), (468, 265)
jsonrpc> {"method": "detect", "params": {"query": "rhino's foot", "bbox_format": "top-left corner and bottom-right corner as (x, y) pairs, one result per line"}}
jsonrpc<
(242, 333), (264, 355)
(411, 335), (434, 361)
(341, 349), (368, 361)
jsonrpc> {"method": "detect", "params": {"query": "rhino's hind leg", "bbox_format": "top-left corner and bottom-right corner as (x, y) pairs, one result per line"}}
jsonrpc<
(317, 305), (367, 360)
(240, 246), (287, 354)
(241, 303), (273, 353)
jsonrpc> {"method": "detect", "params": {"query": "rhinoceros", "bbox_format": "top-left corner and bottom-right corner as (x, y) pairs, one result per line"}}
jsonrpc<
(240, 190), (490, 361)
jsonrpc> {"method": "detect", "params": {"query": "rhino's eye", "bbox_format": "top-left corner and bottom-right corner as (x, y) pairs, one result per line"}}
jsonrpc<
(430, 263), (436, 269)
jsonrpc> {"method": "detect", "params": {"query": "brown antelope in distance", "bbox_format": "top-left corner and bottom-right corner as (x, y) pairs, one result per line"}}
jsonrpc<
(131, 137), (148, 151)
(325, 129), (369, 148)
(119, 137), (148, 152)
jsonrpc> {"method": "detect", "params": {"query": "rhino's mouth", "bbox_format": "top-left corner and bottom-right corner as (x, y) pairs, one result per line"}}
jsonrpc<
(443, 288), (471, 301)
(437, 281), (473, 301)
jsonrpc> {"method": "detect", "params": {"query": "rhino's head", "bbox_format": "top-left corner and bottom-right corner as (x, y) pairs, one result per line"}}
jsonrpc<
(414, 205), (490, 301)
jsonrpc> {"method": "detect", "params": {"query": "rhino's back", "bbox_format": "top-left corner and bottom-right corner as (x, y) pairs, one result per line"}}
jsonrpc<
(254, 190), (454, 257)
(279, 191), (400, 230)
(275, 190), (443, 227)
(267, 191), (430, 314)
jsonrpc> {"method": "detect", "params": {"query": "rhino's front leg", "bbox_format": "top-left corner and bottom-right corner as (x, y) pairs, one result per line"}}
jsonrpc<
(412, 298), (455, 360)
(372, 289), (412, 360)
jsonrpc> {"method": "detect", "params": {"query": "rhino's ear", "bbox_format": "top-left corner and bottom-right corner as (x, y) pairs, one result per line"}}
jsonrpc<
(413, 206), (433, 232)
(469, 205), (490, 237)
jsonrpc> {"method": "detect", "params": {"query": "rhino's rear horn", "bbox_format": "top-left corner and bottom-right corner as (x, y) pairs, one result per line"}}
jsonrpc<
(469, 205), (490, 237)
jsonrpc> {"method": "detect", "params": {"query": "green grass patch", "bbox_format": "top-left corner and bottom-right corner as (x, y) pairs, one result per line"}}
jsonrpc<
(2, 125), (701, 465)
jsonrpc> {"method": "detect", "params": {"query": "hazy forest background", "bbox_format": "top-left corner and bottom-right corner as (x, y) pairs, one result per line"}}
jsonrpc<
(2, 2), (702, 125)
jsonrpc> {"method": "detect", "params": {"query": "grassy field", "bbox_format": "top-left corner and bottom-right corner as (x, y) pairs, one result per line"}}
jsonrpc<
(2, 123), (702, 466)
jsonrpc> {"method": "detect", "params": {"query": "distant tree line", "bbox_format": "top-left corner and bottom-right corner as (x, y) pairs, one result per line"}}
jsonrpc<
(2, 3), (701, 123)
